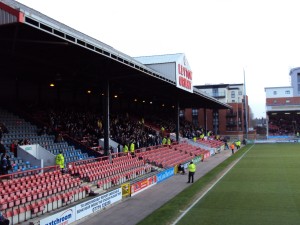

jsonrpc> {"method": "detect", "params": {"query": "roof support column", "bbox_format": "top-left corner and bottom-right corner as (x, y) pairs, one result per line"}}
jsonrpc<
(175, 101), (180, 142)
(213, 109), (219, 135)
(204, 108), (207, 134)
(103, 79), (110, 156)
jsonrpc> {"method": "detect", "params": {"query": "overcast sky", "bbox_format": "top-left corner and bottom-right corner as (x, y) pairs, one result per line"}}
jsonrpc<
(16, 0), (300, 118)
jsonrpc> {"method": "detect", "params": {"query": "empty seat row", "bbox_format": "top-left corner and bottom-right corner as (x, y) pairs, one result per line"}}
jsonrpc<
(2, 186), (90, 225)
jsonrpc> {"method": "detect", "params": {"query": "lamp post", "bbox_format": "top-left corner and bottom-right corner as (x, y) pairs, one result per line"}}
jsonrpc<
(237, 97), (239, 131)
(266, 112), (269, 140)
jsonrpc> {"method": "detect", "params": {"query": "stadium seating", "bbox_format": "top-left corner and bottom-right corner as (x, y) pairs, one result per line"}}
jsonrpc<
(0, 168), (90, 223)
(0, 106), (225, 225)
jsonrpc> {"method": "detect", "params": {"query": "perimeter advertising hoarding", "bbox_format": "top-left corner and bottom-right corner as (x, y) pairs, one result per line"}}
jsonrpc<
(131, 175), (157, 196)
(176, 54), (193, 93)
(156, 167), (174, 183)
(40, 188), (122, 225)
(76, 188), (122, 220)
(40, 207), (76, 225)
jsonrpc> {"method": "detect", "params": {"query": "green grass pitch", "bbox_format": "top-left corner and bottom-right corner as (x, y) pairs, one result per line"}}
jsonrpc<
(138, 143), (300, 225)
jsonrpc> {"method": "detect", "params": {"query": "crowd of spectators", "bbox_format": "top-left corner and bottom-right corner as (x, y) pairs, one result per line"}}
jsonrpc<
(10, 103), (226, 155)
(35, 108), (163, 151)
(110, 115), (160, 148)
(268, 113), (300, 136)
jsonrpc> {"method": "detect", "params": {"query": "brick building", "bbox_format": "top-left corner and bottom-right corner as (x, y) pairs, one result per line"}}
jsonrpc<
(182, 83), (250, 137)
(265, 67), (300, 137)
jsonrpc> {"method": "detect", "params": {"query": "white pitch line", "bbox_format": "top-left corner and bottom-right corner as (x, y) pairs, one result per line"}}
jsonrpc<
(171, 144), (255, 225)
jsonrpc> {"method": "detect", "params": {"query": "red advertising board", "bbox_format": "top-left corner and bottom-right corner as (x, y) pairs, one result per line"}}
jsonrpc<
(131, 175), (157, 196)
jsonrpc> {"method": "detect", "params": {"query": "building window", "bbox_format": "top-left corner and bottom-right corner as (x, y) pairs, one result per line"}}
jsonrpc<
(285, 90), (290, 94)
(179, 110), (184, 118)
(273, 91), (277, 95)
(231, 91), (235, 98)
(192, 109), (198, 116)
(232, 100), (235, 103)
(212, 88), (218, 97)
(286, 99), (290, 103)
(297, 74), (300, 82)
(192, 118), (198, 127)
(238, 91), (243, 95)
(273, 100), (277, 104)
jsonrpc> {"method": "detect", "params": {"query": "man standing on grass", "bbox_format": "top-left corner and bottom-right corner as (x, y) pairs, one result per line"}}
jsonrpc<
(187, 161), (196, 183)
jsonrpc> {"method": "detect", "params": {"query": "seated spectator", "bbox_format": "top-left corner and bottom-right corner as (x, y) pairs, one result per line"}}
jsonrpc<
(178, 163), (185, 174)
(0, 153), (11, 175)
(0, 211), (9, 225)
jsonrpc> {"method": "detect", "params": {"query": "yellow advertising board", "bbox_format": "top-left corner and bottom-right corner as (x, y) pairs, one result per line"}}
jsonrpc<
(121, 182), (131, 197)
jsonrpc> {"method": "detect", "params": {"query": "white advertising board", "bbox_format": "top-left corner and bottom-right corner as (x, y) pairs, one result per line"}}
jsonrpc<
(40, 207), (76, 225)
(75, 188), (122, 220)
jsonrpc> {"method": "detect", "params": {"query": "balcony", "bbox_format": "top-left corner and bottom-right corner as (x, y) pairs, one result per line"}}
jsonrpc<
(203, 91), (226, 98)
(226, 121), (237, 126)
(226, 112), (237, 117)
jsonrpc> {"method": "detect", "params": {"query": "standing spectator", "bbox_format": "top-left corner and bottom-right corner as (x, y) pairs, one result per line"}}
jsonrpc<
(0, 141), (5, 156)
(0, 153), (10, 175)
(200, 132), (205, 140)
(130, 141), (135, 156)
(230, 143), (235, 155)
(161, 126), (165, 137)
(235, 140), (241, 150)
(193, 136), (197, 142)
(5, 155), (12, 172)
(23, 138), (30, 145)
(162, 137), (167, 145)
(0, 127), (3, 141)
(223, 138), (229, 150)
(167, 136), (171, 146)
(10, 140), (17, 157)
(123, 144), (129, 155)
(117, 144), (121, 153)
(55, 133), (64, 143)
(187, 161), (196, 183)
(109, 146), (114, 155)
(55, 150), (65, 172)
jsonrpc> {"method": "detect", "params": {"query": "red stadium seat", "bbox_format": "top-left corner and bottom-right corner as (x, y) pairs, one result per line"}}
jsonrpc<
(6, 196), (14, 208)
(12, 208), (19, 224)
(47, 187), (53, 196)
(19, 206), (26, 223)
(30, 202), (39, 214)
(25, 204), (32, 221)
(61, 193), (69, 204)
(51, 195), (58, 210)
(73, 188), (80, 202)
(0, 198), (7, 211)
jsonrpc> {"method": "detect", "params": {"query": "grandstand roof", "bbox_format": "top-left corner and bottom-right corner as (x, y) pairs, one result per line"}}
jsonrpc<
(0, 0), (230, 110)
(134, 53), (184, 65)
